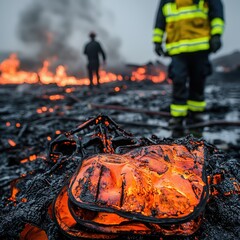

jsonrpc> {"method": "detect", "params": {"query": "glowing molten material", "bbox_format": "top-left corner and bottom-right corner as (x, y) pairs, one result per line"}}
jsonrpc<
(20, 224), (47, 240)
(54, 186), (117, 239)
(69, 144), (206, 221)
(53, 141), (208, 238)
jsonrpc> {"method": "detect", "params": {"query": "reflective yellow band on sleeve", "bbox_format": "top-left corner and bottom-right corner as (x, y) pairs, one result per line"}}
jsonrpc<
(187, 100), (206, 112)
(211, 18), (224, 28)
(166, 37), (210, 55)
(170, 104), (188, 117)
(152, 28), (164, 43)
(163, 4), (172, 17)
(211, 18), (224, 35)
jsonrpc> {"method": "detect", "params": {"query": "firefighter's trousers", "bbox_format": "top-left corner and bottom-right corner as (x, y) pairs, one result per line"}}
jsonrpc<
(169, 51), (212, 117)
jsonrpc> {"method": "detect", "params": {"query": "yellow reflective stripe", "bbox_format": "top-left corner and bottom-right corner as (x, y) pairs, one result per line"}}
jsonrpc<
(163, 3), (173, 16)
(164, 3), (199, 15)
(153, 28), (164, 36)
(152, 36), (162, 43)
(167, 37), (210, 48)
(166, 12), (207, 22)
(198, 0), (204, 9)
(187, 100), (206, 112)
(152, 28), (164, 43)
(166, 37), (210, 55)
(163, 2), (208, 22)
(211, 27), (224, 35)
(170, 104), (188, 117)
(211, 18), (224, 35)
(164, 2), (208, 15)
(211, 18), (224, 28)
(167, 43), (209, 55)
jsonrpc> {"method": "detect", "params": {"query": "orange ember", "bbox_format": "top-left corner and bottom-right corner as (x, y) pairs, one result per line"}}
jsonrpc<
(20, 155), (37, 164)
(8, 139), (16, 147)
(65, 87), (75, 93)
(55, 130), (61, 135)
(6, 122), (11, 127)
(114, 86), (120, 92)
(49, 94), (65, 101)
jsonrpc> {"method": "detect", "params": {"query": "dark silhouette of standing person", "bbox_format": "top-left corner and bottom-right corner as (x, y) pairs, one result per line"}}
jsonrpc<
(83, 32), (106, 88)
(153, 0), (224, 125)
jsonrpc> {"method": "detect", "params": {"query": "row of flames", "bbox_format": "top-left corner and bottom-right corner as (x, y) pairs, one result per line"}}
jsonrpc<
(0, 54), (166, 86)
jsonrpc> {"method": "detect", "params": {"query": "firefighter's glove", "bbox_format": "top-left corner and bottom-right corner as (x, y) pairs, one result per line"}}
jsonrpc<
(210, 35), (222, 53)
(154, 43), (164, 56)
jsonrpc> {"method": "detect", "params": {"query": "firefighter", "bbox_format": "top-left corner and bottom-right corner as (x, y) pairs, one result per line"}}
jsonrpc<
(153, 0), (224, 124)
(83, 32), (106, 88)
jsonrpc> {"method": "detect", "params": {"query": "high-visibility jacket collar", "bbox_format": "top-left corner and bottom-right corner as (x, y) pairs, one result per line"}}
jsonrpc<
(175, 0), (194, 8)
(163, 0), (208, 21)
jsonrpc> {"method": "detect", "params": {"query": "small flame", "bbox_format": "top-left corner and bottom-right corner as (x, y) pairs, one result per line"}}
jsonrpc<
(8, 180), (20, 202)
(131, 66), (166, 83)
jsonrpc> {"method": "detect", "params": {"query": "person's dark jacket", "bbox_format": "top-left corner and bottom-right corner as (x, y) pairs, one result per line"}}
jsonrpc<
(83, 40), (106, 64)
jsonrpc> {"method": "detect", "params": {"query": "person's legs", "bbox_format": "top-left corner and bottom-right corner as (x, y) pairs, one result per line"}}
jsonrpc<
(169, 54), (189, 118)
(95, 64), (100, 86)
(87, 64), (94, 88)
(188, 51), (211, 112)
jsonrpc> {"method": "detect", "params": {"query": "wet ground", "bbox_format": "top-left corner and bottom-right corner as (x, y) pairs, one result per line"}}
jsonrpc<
(0, 74), (239, 157)
(88, 77), (240, 154)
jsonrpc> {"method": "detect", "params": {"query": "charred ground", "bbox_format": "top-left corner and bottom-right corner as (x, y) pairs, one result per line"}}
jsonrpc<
(0, 74), (239, 239)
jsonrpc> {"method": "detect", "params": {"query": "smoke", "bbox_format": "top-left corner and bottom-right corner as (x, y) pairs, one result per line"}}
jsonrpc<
(17, 0), (125, 73)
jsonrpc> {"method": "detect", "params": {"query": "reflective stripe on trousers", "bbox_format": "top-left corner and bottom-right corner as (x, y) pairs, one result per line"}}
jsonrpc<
(170, 104), (188, 117)
(187, 100), (206, 112)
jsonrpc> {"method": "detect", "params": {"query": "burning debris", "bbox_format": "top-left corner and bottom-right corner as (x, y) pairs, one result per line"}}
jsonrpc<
(0, 115), (239, 240)
(0, 54), (166, 86)
(0, 49), (240, 239)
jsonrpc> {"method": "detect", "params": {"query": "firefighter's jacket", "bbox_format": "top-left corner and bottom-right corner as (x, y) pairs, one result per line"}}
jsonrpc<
(153, 0), (224, 55)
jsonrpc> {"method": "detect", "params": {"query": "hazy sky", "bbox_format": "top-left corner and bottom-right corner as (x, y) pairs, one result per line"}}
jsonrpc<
(0, 0), (240, 66)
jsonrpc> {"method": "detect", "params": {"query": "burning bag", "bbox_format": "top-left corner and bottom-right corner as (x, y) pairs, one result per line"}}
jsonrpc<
(53, 137), (209, 238)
